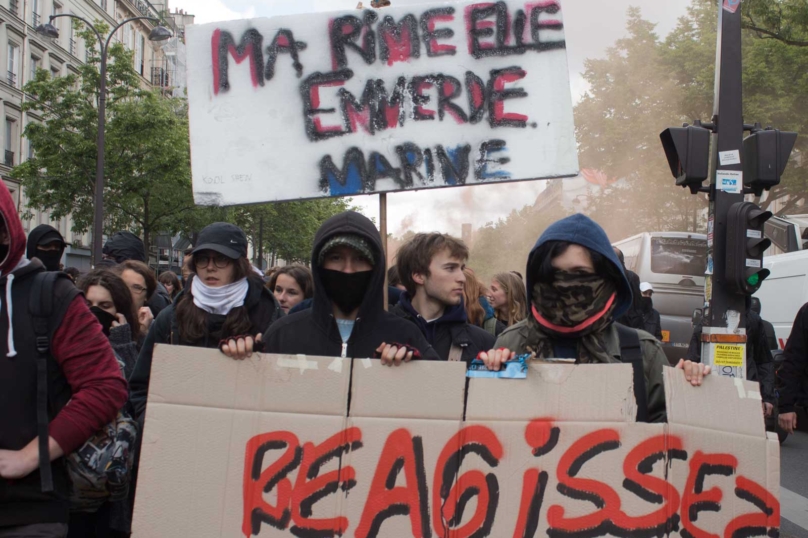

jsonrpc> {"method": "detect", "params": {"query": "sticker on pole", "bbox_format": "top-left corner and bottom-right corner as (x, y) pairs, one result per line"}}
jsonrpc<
(717, 170), (743, 194)
(714, 344), (744, 367)
(185, 0), (579, 206)
(723, 0), (741, 14)
(718, 149), (741, 165)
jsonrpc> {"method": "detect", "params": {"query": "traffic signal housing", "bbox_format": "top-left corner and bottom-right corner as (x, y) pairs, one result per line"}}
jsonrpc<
(743, 128), (797, 197)
(725, 201), (772, 295)
(660, 125), (712, 194)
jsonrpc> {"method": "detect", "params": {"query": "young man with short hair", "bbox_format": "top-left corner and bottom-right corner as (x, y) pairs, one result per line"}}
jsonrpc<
(393, 233), (495, 362)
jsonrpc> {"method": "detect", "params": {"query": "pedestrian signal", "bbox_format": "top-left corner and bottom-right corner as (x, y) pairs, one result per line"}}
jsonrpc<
(743, 128), (797, 197)
(725, 202), (772, 295)
(660, 125), (711, 194)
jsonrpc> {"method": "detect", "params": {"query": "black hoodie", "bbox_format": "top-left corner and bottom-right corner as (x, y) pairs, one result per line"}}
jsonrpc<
(26, 224), (65, 272)
(265, 211), (439, 360)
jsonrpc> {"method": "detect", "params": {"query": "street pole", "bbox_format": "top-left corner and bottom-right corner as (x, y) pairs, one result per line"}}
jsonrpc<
(93, 49), (107, 265)
(703, 0), (747, 377)
(37, 15), (169, 265)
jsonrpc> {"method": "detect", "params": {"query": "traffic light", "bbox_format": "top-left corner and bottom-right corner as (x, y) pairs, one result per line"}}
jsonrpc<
(725, 201), (772, 295)
(743, 128), (797, 197)
(660, 125), (712, 194)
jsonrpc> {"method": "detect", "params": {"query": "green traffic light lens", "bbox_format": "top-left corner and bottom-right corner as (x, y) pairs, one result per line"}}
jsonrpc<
(747, 273), (760, 286)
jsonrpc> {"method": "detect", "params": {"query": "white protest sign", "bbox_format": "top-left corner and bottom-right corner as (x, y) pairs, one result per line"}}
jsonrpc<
(186, 0), (579, 206)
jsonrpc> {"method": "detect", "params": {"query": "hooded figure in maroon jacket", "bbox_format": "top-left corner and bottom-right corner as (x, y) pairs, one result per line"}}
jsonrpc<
(0, 181), (127, 537)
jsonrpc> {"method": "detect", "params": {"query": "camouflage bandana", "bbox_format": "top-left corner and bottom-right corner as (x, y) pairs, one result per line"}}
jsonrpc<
(527, 273), (618, 364)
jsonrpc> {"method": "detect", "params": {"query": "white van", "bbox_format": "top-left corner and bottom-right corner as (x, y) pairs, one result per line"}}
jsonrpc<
(754, 249), (808, 349)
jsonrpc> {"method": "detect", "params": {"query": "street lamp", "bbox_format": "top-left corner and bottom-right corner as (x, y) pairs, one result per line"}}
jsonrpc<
(35, 15), (173, 264)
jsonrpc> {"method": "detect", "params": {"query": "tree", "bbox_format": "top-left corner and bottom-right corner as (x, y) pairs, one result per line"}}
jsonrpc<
(574, 7), (709, 240)
(12, 21), (195, 255)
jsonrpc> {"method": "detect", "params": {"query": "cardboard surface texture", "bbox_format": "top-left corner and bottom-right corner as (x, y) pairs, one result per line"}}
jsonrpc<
(133, 347), (780, 538)
(185, 0), (579, 206)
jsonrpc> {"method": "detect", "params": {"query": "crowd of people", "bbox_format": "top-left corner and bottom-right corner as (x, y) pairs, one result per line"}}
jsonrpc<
(0, 178), (805, 537)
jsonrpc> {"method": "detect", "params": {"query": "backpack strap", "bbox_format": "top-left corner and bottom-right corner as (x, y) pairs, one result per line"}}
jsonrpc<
(29, 272), (58, 492)
(615, 323), (650, 423)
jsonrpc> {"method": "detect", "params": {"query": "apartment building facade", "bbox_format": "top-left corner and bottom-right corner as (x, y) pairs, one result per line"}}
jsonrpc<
(0, 0), (189, 269)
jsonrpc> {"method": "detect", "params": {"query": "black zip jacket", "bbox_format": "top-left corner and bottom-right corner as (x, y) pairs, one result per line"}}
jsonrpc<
(778, 303), (808, 413)
(265, 211), (439, 361)
(129, 275), (283, 419)
(391, 293), (494, 363)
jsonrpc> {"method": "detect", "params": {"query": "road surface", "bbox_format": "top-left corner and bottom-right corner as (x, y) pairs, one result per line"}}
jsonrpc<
(780, 431), (808, 538)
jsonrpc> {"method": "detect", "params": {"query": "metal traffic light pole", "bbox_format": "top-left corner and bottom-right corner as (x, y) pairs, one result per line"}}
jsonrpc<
(703, 0), (748, 377)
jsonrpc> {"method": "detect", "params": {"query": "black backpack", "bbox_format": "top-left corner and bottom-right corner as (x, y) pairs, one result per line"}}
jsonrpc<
(31, 271), (138, 508)
(615, 323), (650, 423)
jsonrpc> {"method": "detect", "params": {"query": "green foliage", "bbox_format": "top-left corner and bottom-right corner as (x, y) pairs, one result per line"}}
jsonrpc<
(12, 19), (194, 253)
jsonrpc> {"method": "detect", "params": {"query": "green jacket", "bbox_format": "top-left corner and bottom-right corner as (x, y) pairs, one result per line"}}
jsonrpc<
(495, 320), (668, 423)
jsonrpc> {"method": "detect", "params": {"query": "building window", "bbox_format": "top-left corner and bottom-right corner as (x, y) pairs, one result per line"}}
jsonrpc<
(50, 65), (60, 78)
(52, 2), (62, 44)
(9, 0), (19, 17)
(7, 43), (19, 87)
(135, 34), (144, 76)
(30, 55), (40, 82)
(31, 0), (39, 27)
(4, 119), (16, 167)
(123, 23), (131, 50)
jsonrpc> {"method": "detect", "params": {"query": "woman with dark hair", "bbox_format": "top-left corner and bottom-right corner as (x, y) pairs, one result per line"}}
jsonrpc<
(480, 214), (710, 424)
(72, 269), (139, 537)
(129, 223), (283, 420)
(488, 272), (527, 327)
(158, 270), (182, 301)
(269, 265), (313, 314)
(114, 260), (158, 337)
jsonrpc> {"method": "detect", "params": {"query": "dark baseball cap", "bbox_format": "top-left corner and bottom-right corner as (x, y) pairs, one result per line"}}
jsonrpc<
(192, 222), (248, 260)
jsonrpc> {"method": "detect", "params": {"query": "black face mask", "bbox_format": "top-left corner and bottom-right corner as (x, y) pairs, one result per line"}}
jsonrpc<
(320, 269), (373, 315)
(36, 249), (63, 272)
(90, 306), (117, 336)
(641, 296), (654, 313)
(0, 244), (8, 263)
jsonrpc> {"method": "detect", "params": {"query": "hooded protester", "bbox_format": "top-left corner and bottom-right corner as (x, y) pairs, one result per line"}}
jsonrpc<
(102, 231), (171, 317)
(392, 233), (495, 363)
(613, 247), (645, 330)
(480, 214), (709, 423)
(265, 211), (438, 363)
(0, 182), (127, 538)
(639, 282), (663, 341)
(129, 222), (284, 419)
(26, 224), (66, 272)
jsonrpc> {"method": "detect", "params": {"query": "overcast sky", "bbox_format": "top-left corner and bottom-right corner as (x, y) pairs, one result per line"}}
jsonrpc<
(172, 0), (693, 236)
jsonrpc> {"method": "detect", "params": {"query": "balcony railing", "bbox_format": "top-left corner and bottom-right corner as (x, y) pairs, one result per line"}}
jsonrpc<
(4, 150), (14, 167)
(8, 0), (18, 16)
(32, 12), (39, 27)
(69, 38), (76, 55)
(100, 0), (108, 10)
(7, 71), (16, 87)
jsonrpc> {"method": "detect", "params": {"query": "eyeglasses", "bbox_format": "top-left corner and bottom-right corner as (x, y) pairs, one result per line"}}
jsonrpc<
(194, 253), (232, 269)
(129, 284), (147, 295)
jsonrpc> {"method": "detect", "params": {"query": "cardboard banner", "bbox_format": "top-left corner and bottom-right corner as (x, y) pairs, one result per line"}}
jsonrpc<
(133, 347), (779, 537)
(185, 0), (579, 206)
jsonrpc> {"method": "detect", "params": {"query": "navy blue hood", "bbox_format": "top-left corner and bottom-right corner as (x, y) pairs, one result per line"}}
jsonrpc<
(525, 213), (632, 320)
(397, 291), (467, 345)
